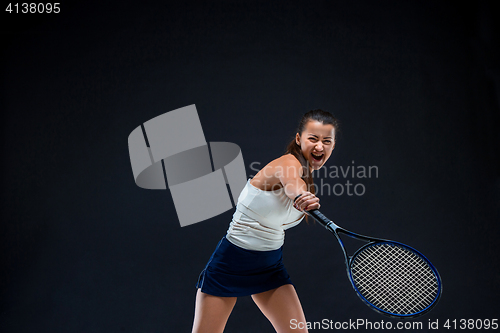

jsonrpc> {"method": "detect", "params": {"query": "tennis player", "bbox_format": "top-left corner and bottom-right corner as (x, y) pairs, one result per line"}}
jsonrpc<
(192, 110), (338, 333)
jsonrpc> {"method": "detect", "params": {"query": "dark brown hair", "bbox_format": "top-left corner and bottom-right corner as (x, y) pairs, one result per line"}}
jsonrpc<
(285, 109), (339, 195)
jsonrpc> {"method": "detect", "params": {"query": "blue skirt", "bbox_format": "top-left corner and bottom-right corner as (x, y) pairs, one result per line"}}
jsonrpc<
(196, 237), (293, 297)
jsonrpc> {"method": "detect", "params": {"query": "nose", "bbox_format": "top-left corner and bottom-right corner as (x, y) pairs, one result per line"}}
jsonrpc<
(314, 142), (324, 152)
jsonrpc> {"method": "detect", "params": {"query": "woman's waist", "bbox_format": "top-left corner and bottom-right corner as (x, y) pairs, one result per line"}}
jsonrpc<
(207, 236), (284, 272)
(226, 220), (285, 251)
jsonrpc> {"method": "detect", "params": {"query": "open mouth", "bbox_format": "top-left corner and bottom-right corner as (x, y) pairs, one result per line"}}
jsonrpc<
(311, 152), (324, 161)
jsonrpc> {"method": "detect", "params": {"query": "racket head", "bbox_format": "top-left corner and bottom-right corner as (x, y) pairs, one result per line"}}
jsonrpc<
(348, 241), (442, 318)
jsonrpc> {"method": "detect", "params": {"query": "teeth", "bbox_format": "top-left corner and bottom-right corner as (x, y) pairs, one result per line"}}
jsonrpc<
(311, 152), (323, 161)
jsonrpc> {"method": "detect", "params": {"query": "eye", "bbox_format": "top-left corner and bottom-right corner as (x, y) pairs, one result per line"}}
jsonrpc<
(324, 140), (332, 144)
(308, 137), (318, 142)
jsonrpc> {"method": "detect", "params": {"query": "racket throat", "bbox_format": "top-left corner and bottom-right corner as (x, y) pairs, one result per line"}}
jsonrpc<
(333, 233), (351, 264)
(335, 231), (376, 264)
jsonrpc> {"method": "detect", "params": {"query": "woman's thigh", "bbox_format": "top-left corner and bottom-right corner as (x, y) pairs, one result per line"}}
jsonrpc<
(191, 289), (237, 333)
(251, 284), (308, 333)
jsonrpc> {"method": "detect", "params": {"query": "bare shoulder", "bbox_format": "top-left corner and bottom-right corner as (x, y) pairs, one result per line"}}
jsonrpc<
(271, 154), (303, 177)
(250, 154), (303, 190)
(275, 154), (302, 168)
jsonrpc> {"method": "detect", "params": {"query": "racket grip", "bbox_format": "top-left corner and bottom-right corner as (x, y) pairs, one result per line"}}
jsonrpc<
(307, 209), (333, 228)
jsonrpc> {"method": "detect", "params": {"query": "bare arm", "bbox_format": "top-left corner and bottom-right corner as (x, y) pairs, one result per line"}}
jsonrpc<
(277, 155), (320, 211)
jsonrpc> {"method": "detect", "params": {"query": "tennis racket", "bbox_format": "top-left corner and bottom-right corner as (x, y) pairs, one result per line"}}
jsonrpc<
(307, 209), (442, 318)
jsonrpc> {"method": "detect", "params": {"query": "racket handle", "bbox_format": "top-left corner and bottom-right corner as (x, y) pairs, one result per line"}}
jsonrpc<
(307, 209), (335, 230)
(294, 195), (337, 231)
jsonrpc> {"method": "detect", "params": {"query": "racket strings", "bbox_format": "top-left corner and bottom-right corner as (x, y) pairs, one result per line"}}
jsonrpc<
(350, 243), (439, 315)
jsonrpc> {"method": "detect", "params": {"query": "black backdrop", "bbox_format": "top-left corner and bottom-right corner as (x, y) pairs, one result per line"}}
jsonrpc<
(1, 1), (499, 332)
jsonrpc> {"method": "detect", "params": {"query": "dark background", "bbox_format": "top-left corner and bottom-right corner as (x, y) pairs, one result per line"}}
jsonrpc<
(1, 1), (499, 332)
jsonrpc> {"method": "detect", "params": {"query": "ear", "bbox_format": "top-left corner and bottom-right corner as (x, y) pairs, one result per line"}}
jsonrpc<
(295, 133), (301, 145)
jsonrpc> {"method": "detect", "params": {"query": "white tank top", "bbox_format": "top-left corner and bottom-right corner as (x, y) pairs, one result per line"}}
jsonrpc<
(226, 179), (305, 251)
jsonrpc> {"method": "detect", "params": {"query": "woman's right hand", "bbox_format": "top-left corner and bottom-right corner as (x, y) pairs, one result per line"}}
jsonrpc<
(293, 191), (320, 211)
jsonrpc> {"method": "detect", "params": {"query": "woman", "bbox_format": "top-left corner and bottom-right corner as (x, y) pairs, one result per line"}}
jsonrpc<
(192, 110), (338, 333)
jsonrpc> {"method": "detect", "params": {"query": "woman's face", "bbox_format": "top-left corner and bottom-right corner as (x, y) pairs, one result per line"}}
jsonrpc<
(295, 120), (335, 171)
